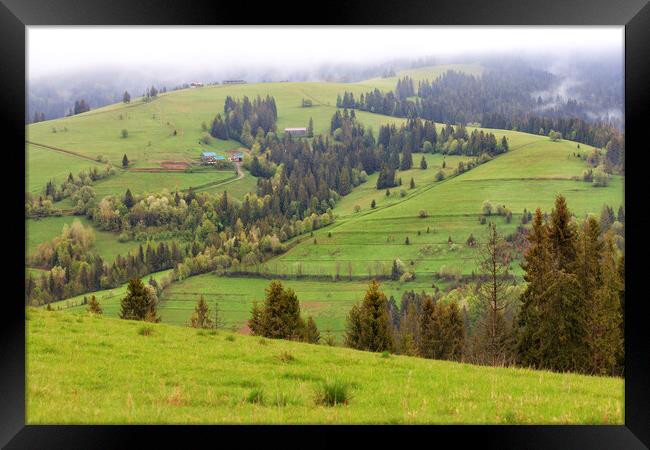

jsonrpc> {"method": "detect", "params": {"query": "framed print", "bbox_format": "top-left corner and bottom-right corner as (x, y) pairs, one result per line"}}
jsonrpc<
(2, 0), (649, 447)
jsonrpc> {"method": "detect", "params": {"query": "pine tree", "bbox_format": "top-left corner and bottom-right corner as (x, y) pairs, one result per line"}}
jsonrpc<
(440, 301), (465, 360)
(418, 297), (441, 358)
(516, 208), (552, 367)
(87, 295), (102, 314)
(248, 281), (303, 340)
(352, 280), (394, 352)
(580, 223), (623, 375)
(548, 195), (577, 270)
(124, 189), (134, 208)
(303, 316), (320, 343)
(213, 302), (226, 330)
(400, 147), (413, 170)
(190, 295), (213, 329)
(474, 223), (514, 366)
(119, 278), (159, 322)
(344, 304), (363, 348)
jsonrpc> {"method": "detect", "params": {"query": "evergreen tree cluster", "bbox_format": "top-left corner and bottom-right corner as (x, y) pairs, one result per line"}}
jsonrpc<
(338, 69), (624, 173)
(69, 99), (90, 116)
(210, 95), (278, 147)
(248, 280), (320, 343)
(515, 196), (624, 375)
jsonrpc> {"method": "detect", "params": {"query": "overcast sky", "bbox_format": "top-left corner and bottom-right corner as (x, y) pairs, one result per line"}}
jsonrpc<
(27, 26), (623, 79)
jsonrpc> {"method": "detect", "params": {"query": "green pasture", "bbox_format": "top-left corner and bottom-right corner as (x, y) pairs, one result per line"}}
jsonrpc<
(26, 308), (623, 424)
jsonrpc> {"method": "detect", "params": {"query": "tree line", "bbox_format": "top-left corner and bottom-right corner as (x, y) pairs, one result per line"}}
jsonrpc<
(210, 95), (278, 147)
(239, 195), (623, 377)
(337, 69), (624, 174)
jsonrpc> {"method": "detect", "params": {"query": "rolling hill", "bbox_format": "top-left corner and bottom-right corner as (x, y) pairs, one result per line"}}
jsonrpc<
(26, 63), (624, 337)
(26, 308), (623, 424)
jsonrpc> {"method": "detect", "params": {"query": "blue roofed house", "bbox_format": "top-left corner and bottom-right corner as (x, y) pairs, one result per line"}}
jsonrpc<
(201, 151), (225, 164)
(230, 152), (244, 162)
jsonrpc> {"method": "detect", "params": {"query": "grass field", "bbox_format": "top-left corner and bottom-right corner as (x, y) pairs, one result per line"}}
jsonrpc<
(26, 143), (105, 194)
(60, 273), (453, 338)
(26, 308), (623, 424)
(266, 135), (623, 278)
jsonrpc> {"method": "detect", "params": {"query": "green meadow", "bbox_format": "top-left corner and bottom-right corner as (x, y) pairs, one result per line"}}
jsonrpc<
(268, 135), (623, 278)
(60, 273), (451, 338)
(26, 143), (105, 194)
(26, 308), (623, 424)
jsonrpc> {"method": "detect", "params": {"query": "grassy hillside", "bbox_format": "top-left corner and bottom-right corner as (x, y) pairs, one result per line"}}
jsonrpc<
(266, 135), (623, 278)
(26, 143), (105, 194)
(57, 273), (456, 337)
(26, 307), (623, 424)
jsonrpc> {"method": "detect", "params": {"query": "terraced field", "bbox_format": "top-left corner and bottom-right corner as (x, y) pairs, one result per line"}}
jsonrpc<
(265, 135), (623, 278)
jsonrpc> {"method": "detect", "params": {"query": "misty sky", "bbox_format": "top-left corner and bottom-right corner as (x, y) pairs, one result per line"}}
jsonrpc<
(27, 26), (623, 79)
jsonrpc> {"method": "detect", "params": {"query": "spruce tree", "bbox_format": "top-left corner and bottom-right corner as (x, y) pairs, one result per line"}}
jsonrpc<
(122, 154), (129, 168)
(190, 295), (213, 329)
(516, 208), (552, 367)
(357, 280), (394, 352)
(124, 189), (134, 208)
(119, 277), (159, 322)
(418, 297), (441, 358)
(303, 316), (320, 343)
(420, 155), (428, 169)
(87, 295), (103, 314)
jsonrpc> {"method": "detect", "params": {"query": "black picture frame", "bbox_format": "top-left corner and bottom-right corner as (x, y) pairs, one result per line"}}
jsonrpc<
(2, 0), (648, 448)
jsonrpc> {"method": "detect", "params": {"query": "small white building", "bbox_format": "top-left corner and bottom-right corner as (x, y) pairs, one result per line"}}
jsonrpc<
(284, 127), (307, 137)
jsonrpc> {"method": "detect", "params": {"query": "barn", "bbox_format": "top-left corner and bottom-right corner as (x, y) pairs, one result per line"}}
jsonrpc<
(284, 127), (307, 137)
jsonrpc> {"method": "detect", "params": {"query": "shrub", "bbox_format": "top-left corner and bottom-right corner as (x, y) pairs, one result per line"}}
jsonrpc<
(315, 380), (351, 406)
(381, 351), (390, 358)
(418, 209), (428, 218)
(593, 168), (610, 187)
(435, 170), (445, 181)
(137, 325), (154, 336)
(277, 351), (295, 363)
(247, 388), (265, 404)
(117, 232), (131, 243)
(353, 204), (361, 213)
(121, 129), (129, 138)
(482, 200), (493, 216)
(225, 335), (235, 342)
(400, 271), (415, 282)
